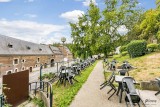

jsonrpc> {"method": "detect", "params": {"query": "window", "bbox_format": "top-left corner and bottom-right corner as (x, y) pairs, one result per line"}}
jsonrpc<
(14, 68), (18, 72)
(35, 64), (38, 67)
(37, 58), (40, 63)
(8, 43), (13, 48)
(22, 59), (25, 63)
(6, 70), (12, 75)
(39, 48), (42, 51)
(26, 46), (31, 50)
(13, 59), (19, 65)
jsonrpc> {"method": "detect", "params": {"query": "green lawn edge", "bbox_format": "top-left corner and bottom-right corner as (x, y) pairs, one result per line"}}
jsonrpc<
(52, 60), (98, 107)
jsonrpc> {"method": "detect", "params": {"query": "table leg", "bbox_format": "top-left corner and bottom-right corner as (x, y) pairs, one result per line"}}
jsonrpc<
(119, 87), (123, 103)
(155, 91), (160, 96)
(116, 83), (121, 96)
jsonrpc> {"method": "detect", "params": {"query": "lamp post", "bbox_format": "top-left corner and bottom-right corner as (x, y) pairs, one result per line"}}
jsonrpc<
(61, 37), (66, 65)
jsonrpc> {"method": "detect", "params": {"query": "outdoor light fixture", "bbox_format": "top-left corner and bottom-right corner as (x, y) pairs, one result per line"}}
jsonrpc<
(61, 37), (66, 64)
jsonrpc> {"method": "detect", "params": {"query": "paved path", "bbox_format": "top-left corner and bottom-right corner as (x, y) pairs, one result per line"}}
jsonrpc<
(70, 60), (160, 107)
(70, 60), (125, 107)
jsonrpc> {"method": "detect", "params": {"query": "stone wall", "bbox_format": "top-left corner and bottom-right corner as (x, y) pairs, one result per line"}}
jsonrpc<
(141, 80), (159, 91)
(0, 55), (55, 76)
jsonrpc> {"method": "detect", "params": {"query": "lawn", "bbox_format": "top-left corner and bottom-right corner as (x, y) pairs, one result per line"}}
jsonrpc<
(105, 52), (160, 82)
(52, 61), (98, 107)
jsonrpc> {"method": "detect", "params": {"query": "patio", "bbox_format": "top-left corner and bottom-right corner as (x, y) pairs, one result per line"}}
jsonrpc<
(70, 61), (160, 107)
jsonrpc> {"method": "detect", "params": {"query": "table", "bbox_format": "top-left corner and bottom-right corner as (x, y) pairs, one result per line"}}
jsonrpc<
(115, 76), (137, 103)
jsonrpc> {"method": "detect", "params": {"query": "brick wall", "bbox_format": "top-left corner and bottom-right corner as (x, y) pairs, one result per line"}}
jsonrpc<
(0, 55), (56, 76)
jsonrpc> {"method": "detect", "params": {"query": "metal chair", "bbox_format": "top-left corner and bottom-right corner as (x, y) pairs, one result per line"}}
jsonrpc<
(100, 71), (117, 100)
(155, 78), (160, 96)
(122, 77), (145, 107)
(118, 69), (129, 76)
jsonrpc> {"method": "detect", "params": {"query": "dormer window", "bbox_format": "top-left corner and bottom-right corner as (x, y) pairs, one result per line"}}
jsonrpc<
(39, 48), (42, 51)
(8, 43), (13, 48)
(26, 46), (31, 50)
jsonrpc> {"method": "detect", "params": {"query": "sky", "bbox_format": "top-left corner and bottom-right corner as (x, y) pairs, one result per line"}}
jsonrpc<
(0, 0), (156, 44)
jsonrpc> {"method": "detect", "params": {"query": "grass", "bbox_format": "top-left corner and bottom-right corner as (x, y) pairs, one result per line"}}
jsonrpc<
(52, 61), (98, 107)
(32, 97), (45, 107)
(108, 52), (160, 82)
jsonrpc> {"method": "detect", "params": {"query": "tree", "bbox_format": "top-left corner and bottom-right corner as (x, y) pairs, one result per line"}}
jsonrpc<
(70, 0), (141, 58)
(100, 0), (140, 56)
(156, 0), (160, 9)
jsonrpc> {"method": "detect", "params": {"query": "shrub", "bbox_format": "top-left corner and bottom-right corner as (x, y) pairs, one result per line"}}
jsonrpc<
(147, 43), (158, 52)
(121, 51), (128, 56)
(127, 40), (147, 58)
(120, 45), (128, 53)
(157, 44), (160, 50)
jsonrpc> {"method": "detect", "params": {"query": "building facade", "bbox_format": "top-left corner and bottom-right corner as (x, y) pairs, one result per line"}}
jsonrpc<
(58, 45), (73, 61)
(0, 35), (73, 76)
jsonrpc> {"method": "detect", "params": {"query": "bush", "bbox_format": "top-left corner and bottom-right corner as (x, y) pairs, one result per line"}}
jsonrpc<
(121, 51), (128, 56)
(120, 45), (128, 53)
(157, 44), (160, 50)
(127, 40), (147, 58)
(147, 43), (158, 52)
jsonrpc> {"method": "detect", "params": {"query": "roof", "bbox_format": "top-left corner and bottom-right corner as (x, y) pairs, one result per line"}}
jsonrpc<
(0, 35), (53, 55)
(49, 46), (62, 55)
(64, 46), (72, 54)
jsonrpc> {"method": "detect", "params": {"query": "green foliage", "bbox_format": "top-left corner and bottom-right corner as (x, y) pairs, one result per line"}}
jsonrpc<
(113, 54), (121, 59)
(41, 72), (55, 80)
(121, 51), (128, 56)
(32, 97), (45, 107)
(53, 61), (98, 107)
(70, 0), (140, 57)
(120, 45), (128, 53)
(147, 43), (158, 52)
(158, 44), (160, 50)
(127, 40), (147, 58)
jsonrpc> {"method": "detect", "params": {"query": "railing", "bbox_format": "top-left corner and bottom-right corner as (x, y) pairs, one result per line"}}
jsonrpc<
(0, 94), (4, 107)
(29, 81), (53, 107)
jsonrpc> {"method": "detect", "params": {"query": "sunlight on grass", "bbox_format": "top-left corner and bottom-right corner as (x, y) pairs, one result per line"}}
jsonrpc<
(110, 52), (160, 82)
(52, 61), (98, 107)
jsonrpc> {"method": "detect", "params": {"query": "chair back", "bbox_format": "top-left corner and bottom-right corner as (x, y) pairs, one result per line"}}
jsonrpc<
(118, 70), (129, 76)
(122, 77), (136, 95)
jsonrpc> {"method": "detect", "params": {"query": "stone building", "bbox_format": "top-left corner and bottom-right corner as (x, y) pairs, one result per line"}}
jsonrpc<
(0, 35), (71, 76)
(58, 45), (73, 61)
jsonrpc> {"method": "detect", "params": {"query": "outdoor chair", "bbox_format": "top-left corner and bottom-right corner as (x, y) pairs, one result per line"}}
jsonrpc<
(100, 71), (117, 100)
(155, 78), (160, 96)
(118, 70), (129, 76)
(121, 61), (133, 70)
(122, 77), (145, 107)
(65, 67), (78, 85)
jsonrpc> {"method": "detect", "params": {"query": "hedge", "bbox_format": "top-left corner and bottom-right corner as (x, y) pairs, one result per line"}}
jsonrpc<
(121, 51), (128, 56)
(127, 40), (147, 58)
(147, 43), (158, 52)
(120, 45), (128, 53)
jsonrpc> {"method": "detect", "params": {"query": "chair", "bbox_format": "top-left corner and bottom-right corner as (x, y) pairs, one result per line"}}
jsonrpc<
(155, 78), (160, 96)
(65, 67), (78, 85)
(100, 71), (117, 100)
(122, 77), (145, 107)
(118, 70), (129, 76)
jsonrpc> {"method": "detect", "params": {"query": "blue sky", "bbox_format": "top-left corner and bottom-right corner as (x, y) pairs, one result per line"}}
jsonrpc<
(0, 0), (156, 44)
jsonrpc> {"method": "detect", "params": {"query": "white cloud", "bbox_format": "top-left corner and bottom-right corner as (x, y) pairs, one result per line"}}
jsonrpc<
(83, 0), (97, 6)
(24, 14), (37, 18)
(0, 0), (11, 2)
(60, 10), (84, 22)
(0, 19), (69, 44)
(117, 25), (128, 35)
